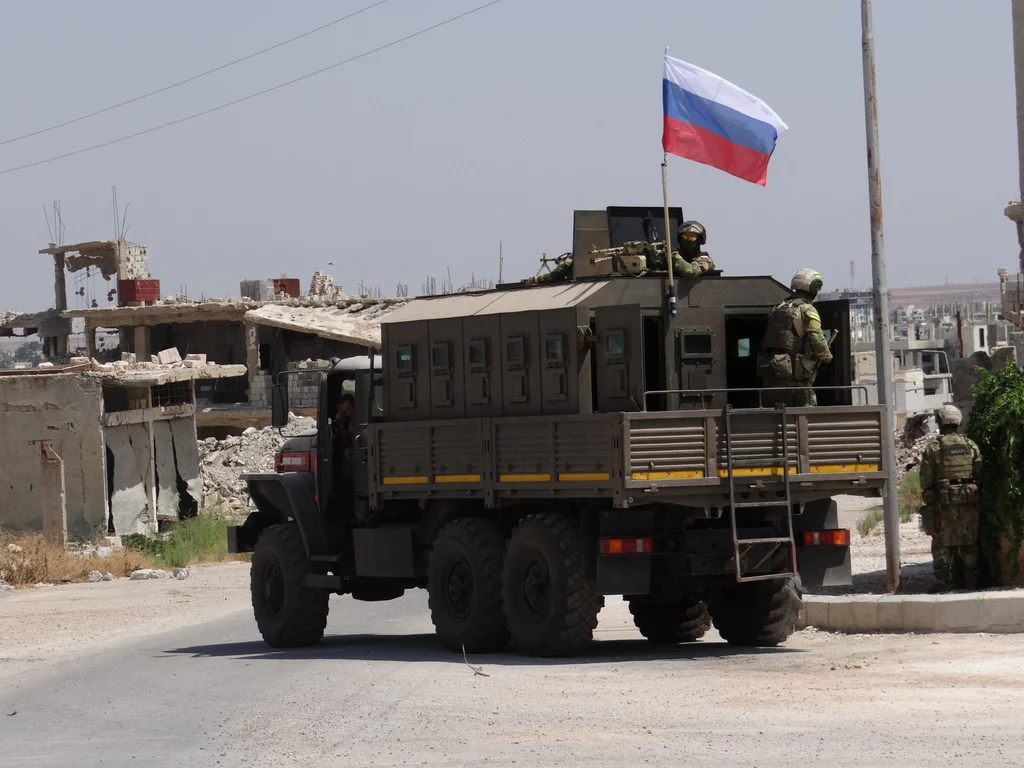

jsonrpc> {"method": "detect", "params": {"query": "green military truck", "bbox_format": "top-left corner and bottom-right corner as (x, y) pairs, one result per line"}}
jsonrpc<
(229, 206), (886, 656)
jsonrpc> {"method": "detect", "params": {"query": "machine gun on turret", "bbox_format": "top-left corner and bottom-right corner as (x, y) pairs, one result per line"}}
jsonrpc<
(589, 240), (672, 277)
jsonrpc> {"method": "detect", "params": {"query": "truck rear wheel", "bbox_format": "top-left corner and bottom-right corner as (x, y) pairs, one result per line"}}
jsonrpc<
(427, 517), (510, 653)
(502, 513), (600, 657)
(251, 523), (329, 648)
(628, 596), (711, 643)
(708, 577), (802, 647)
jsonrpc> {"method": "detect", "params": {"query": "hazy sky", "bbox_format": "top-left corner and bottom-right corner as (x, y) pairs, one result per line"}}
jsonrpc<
(0, 0), (1017, 312)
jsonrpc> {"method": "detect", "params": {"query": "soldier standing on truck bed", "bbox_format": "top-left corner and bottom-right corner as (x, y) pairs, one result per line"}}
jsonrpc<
(757, 269), (832, 407)
(919, 404), (982, 590)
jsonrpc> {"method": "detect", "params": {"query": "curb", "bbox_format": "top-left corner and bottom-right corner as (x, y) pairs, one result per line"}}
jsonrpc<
(799, 592), (1024, 634)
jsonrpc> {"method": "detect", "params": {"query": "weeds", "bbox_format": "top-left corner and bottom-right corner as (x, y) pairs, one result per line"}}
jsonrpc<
(122, 511), (232, 568)
(0, 533), (153, 587)
(857, 506), (885, 537)
(899, 471), (922, 524)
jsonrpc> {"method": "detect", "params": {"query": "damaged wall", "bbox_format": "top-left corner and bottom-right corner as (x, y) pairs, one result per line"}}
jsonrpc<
(0, 375), (106, 536)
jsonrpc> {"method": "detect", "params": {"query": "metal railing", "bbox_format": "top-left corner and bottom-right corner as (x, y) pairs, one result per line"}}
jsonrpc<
(641, 385), (871, 411)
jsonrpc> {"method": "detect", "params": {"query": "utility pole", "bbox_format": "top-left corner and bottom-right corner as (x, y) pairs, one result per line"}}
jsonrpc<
(1007, 0), (1024, 268)
(861, 0), (901, 592)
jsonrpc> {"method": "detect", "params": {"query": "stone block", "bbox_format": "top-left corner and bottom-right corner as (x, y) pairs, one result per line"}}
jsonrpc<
(804, 596), (831, 628)
(185, 353), (207, 363)
(979, 592), (1024, 633)
(849, 596), (879, 632)
(875, 596), (904, 631)
(121, 352), (137, 364)
(827, 599), (855, 632)
(901, 596), (937, 632)
(156, 347), (181, 365)
(934, 595), (981, 632)
(70, 356), (90, 365)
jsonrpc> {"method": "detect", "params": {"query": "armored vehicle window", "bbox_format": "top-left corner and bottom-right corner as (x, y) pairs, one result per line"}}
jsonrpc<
(431, 342), (450, 370)
(682, 334), (712, 356)
(545, 334), (565, 364)
(396, 345), (414, 373)
(737, 338), (751, 358)
(507, 336), (526, 365)
(468, 339), (488, 368)
(604, 330), (626, 360)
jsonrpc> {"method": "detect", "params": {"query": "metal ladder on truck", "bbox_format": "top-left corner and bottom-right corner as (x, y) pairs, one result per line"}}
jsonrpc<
(723, 404), (798, 582)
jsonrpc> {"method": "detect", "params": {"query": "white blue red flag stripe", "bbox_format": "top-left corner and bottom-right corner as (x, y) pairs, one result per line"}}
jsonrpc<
(662, 55), (787, 186)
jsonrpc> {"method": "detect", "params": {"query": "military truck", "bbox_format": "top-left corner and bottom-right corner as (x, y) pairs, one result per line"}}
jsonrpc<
(228, 206), (886, 656)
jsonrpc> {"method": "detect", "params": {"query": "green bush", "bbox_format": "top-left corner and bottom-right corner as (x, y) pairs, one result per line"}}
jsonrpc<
(966, 362), (1024, 583)
(857, 506), (884, 537)
(120, 514), (230, 567)
(899, 471), (922, 524)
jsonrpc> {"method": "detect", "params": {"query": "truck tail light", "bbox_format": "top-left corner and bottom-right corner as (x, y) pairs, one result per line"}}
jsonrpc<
(275, 452), (311, 472)
(802, 529), (851, 547)
(599, 537), (652, 555)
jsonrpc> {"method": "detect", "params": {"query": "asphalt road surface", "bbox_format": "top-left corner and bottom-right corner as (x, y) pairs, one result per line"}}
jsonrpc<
(2, 578), (1023, 767)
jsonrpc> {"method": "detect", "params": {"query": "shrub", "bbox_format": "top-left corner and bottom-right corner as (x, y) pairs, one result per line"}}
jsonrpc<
(857, 506), (884, 537)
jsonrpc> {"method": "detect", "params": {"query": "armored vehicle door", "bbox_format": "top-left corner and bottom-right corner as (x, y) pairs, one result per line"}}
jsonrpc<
(675, 307), (726, 409)
(595, 304), (644, 412)
(812, 299), (851, 406)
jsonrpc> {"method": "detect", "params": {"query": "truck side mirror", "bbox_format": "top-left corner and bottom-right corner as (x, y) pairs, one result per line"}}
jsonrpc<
(271, 383), (288, 428)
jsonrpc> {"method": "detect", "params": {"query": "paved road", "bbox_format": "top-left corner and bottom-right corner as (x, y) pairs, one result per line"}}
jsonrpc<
(2, 589), (1023, 767)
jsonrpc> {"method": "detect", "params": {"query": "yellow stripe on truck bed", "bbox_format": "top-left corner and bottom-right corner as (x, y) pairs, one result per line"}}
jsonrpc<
(382, 476), (428, 485)
(632, 470), (704, 480)
(558, 472), (610, 481)
(434, 474), (482, 483)
(810, 463), (879, 473)
(499, 473), (552, 483)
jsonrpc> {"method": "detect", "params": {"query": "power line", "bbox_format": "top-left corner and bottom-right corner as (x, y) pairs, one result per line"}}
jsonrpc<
(0, 0), (393, 148)
(0, 0), (504, 176)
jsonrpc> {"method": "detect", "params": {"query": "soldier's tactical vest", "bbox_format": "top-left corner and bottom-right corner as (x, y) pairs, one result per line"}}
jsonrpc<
(761, 298), (813, 381)
(934, 434), (975, 482)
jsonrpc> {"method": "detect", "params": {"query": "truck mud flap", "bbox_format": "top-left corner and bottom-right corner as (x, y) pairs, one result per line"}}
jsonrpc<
(797, 547), (852, 589)
(597, 554), (651, 595)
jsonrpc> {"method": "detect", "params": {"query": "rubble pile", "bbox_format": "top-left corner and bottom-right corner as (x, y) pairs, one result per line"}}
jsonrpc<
(197, 415), (316, 511)
(894, 419), (938, 481)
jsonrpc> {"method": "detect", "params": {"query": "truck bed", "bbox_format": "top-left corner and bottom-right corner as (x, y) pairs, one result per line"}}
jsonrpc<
(367, 405), (886, 510)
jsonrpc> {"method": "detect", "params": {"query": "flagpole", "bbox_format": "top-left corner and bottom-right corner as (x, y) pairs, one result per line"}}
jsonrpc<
(662, 47), (677, 317)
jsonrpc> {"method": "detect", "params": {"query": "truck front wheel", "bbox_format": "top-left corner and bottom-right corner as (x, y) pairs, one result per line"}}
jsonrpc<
(708, 577), (803, 647)
(251, 523), (329, 648)
(628, 596), (711, 643)
(427, 517), (510, 653)
(502, 513), (600, 657)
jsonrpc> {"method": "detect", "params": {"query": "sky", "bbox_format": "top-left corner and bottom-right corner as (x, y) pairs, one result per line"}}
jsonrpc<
(0, 0), (1017, 313)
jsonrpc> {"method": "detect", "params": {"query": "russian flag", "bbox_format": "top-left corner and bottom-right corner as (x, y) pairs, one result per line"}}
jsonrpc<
(662, 55), (788, 186)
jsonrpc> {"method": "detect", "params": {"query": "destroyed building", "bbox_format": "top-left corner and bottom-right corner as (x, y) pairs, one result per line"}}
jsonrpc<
(0, 358), (244, 537)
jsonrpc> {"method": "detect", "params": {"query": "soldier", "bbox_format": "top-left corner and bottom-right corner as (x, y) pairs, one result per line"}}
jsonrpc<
(525, 252), (574, 285)
(674, 220), (715, 277)
(919, 404), (982, 590)
(757, 269), (832, 406)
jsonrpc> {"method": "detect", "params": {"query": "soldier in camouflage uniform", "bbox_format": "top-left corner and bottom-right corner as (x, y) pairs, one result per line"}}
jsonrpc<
(524, 221), (714, 284)
(757, 269), (833, 407)
(919, 404), (982, 589)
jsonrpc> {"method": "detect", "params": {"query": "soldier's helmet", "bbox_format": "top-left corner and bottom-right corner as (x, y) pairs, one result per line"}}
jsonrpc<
(936, 404), (963, 426)
(677, 220), (707, 246)
(791, 269), (824, 297)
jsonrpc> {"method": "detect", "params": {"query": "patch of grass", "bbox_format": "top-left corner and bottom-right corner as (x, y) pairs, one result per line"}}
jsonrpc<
(857, 506), (884, 537)
(122, 511), (232, 569)
(0, 531), (154, 587)
(899, 470), (922, 524)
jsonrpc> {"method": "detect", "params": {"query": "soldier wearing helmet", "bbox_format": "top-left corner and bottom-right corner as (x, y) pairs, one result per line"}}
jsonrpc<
(919, 404), (982, 589)
(757, 269), (833, 406)
(672, 220), (715, 278)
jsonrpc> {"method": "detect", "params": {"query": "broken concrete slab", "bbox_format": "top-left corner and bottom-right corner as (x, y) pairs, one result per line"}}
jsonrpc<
(169, 417), (203, 508)
(185, 353), (207, 364)
(87, 571), (103, 583)
(127, 424), (153, 501)
(105, 424), (150, 535)
(152, 421), (178, 520)
(129, 569), (168, 581)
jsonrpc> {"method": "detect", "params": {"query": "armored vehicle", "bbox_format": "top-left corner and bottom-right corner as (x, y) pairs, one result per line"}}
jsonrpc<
(229, 206), (885, 656)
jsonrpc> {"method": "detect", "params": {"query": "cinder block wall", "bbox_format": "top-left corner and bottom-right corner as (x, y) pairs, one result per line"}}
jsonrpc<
(0, 375), (107, 536)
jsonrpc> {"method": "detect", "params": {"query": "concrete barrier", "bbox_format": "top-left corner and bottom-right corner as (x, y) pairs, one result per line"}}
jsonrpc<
(800, 591), (1024, 634)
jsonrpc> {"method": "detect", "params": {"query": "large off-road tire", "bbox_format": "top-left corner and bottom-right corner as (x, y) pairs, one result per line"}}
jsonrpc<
(628, 596), (711, 643)
(708, 577), (803, 647)
(427, 517), (510, 653)
(251, 523), (329, 648)
(502, 513), (601, 657)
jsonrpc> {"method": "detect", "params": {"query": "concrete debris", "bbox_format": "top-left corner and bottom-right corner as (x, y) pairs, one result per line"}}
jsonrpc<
(308, 271), (340, 298)
(129, 569), (168, 581)
(121, 352), (137, 364)
(157, 348), (182, 365)
(185, 353), (207, 364)
(242, 427), (258, 435)
(102, 572), (114, 581)
(172, 567), (190, 580)
(0, 580), (13, 593)
(895, 426), (938, 481)
(87, 570), (103, 583)
(7, 544), (23, 554)
(197, 414), (316, 510)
